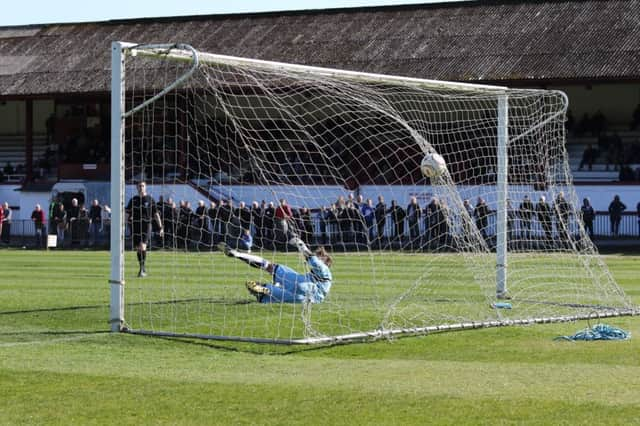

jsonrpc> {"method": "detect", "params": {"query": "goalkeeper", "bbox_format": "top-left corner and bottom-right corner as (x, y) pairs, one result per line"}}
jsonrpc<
(218, 237), (333, 304)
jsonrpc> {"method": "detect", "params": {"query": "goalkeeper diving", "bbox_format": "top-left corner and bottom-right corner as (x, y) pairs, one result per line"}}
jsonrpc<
(218, 238), (333, 303)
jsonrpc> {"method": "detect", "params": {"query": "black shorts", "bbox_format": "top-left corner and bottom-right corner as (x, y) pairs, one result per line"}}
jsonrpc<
(132, 222), (152, 247)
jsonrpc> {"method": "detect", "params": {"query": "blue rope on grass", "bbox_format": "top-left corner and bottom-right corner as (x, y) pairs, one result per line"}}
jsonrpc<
(555, 324), (630, 341)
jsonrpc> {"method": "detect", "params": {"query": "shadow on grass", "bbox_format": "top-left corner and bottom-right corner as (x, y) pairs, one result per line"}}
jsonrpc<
(0, 305), (107, 315)
(0, 330), (111, 337)
(0, 298), (252, 316)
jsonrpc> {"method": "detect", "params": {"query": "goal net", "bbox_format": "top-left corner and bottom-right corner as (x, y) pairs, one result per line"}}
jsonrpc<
(110, 43), (636, 344)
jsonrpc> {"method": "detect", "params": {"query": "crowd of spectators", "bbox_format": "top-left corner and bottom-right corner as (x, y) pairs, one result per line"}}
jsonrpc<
(23, 197), (111, 249)
(2, 191), (637, 250)
(134, 192), (640, 252)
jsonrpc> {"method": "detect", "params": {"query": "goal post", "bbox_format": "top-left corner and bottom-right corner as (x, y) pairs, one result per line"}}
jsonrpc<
(109, 41), (128, 332)
(109, 42), (637, 344)
(496, 94), (509, 298)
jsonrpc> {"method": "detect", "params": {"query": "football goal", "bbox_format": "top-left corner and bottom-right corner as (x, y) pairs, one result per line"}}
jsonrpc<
(110, 42), (637, 344)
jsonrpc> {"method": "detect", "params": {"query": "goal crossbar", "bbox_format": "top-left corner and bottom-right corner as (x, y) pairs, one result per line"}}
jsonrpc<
(125, 42), (509, 94)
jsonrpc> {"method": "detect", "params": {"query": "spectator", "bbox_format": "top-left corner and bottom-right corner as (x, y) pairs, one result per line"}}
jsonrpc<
(238, 228), (253, 252)
(581, 198), (595, 239)
(53, 203), (67, 247)
(374, 195), (387, 242)
(425, 198), (448, 246)
(195, 200), (208, 247)
(519, 195), (534, 239)
(341, 202), (361, 243)
(436, 199), (450, 245)
(76, 207), (90, 247)
(299, 206), (313, 244)
(336, 201), (349, 243)
(351, 195), (364, 236)
(177, 201), (194, 249)
(68, 198), (80, 243)
(207, 201), (219, 246)
(227, 200), (243, 240)
(31, 204), (46, 248)
(361, 198), (375, 242)
(426, 198), (439, 242)
(0, 202), (3, 242)
(48, 197), (61, 234)
(354, 194), (364, 209)
(101, 204), (111, 242)
(347, 193), (356, 207)
(536, 196), (553, 242)
(578, 144), (597, 171)
(406, 196), (422, 243)
(217, 199), (232, 240)
(318, 206), (329, 245)
(352, 202), (366, 243)
(158, 198), (174, 247)
(554, 192), (571, 242)
(263, 201), (275, 245)
(473, 197), (490, 239)
(88, 199), (102, 246)
(1, 202), (11, 244)
(68, 198), (80, 220)
(251, 201), (263, 246)
(274, 198), (294, 243)
(327, 203), (339, 244)
(237, 201), (251, 231)
(389, 200), (406, 240)
(608, 195), (626, 237)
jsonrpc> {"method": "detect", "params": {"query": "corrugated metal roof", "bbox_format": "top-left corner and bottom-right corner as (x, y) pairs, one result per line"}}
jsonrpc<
(1, 0), (639, 96)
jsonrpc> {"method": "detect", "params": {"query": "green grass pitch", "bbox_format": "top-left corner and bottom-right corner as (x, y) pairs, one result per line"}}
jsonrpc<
(0, 249), (639, 425)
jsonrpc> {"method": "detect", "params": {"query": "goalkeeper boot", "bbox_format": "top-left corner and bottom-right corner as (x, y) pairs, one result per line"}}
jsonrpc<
(246, 280), (271, 302)
(289, 236), (313, 257)
(138, 266), (147, 278)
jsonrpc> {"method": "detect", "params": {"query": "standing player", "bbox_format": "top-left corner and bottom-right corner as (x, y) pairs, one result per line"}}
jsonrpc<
(126, 181), (163, 277)
(218, 237), (333, 304)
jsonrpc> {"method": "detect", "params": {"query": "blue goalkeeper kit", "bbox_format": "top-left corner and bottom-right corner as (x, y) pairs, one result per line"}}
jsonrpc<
(262, 255), (332, 303)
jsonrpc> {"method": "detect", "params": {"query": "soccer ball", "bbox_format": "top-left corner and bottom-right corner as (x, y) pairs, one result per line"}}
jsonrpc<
(420, 153), (447, 178)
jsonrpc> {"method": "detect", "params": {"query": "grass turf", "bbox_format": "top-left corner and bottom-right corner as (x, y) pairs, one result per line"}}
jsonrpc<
(0, 249), (639, 425)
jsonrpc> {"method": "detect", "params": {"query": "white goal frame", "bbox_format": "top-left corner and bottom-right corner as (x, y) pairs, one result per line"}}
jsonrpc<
(109, 41), (636, 343)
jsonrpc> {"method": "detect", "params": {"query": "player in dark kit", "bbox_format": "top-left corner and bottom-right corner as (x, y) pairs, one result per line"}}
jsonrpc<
(126, 181), (163, 277)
